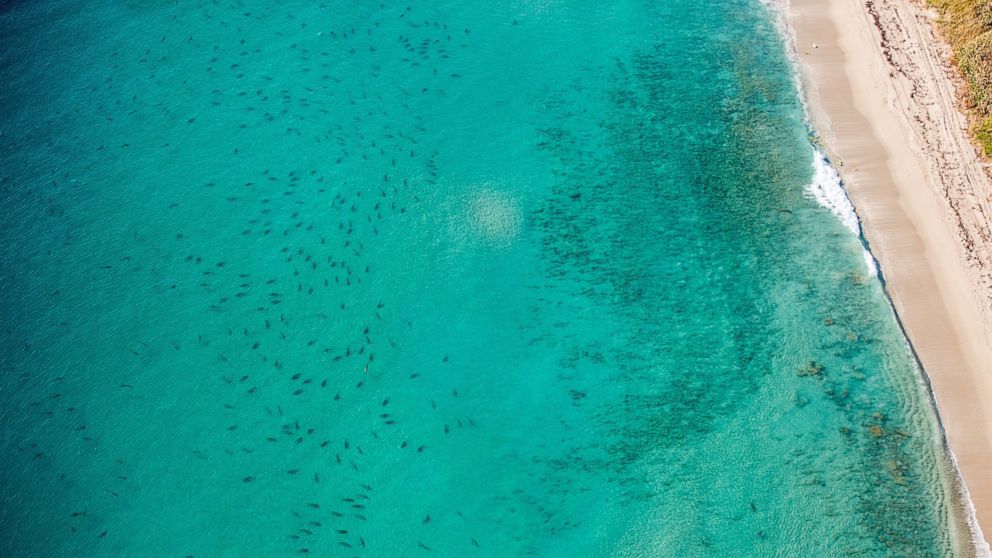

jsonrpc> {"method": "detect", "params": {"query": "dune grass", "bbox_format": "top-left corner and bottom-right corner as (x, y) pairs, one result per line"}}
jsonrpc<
(928, 0), (992, 157)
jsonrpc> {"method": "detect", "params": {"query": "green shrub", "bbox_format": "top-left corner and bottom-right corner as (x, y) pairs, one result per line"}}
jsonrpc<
(929, 1), (992, 157)
(974, 115), (992, 157)
(957, 31), (992, 116)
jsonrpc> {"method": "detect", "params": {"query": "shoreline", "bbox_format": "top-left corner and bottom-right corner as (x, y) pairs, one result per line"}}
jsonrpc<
(783, 0), (992, 555)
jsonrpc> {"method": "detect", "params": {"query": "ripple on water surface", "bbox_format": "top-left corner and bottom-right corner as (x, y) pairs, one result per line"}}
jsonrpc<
(0, 0), (965, 557)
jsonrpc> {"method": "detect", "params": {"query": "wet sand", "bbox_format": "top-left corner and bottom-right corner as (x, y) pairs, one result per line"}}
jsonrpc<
(785, 0), (992, 554)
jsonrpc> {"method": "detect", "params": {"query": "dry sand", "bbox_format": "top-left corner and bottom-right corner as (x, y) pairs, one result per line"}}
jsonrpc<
(784, 0), (992, 554)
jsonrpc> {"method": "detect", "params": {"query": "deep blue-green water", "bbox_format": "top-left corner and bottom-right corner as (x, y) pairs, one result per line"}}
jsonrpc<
(0, 0), (970, 556)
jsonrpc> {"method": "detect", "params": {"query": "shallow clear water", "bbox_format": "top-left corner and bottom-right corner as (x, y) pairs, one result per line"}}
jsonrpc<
(0, 0), (963, 556)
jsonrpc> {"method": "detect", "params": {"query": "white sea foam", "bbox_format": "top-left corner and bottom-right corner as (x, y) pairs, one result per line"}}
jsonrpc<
(807, 149), (858, 235)
(805, 149), (878, 276)
(759, 0), (878, 276)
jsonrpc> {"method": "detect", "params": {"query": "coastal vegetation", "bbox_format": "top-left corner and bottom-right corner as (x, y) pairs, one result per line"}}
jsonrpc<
(928, 0), (992, 156)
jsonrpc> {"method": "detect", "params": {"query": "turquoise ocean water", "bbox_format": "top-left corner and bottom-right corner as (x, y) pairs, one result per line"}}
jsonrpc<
(0, 0), (972, 556)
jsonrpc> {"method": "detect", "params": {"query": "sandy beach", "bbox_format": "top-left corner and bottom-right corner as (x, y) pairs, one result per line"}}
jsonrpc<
(785, 0), (992, 554)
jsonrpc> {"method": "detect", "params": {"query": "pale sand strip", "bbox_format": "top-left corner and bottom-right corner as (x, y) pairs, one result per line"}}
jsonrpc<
(785, 0), (992, 554)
